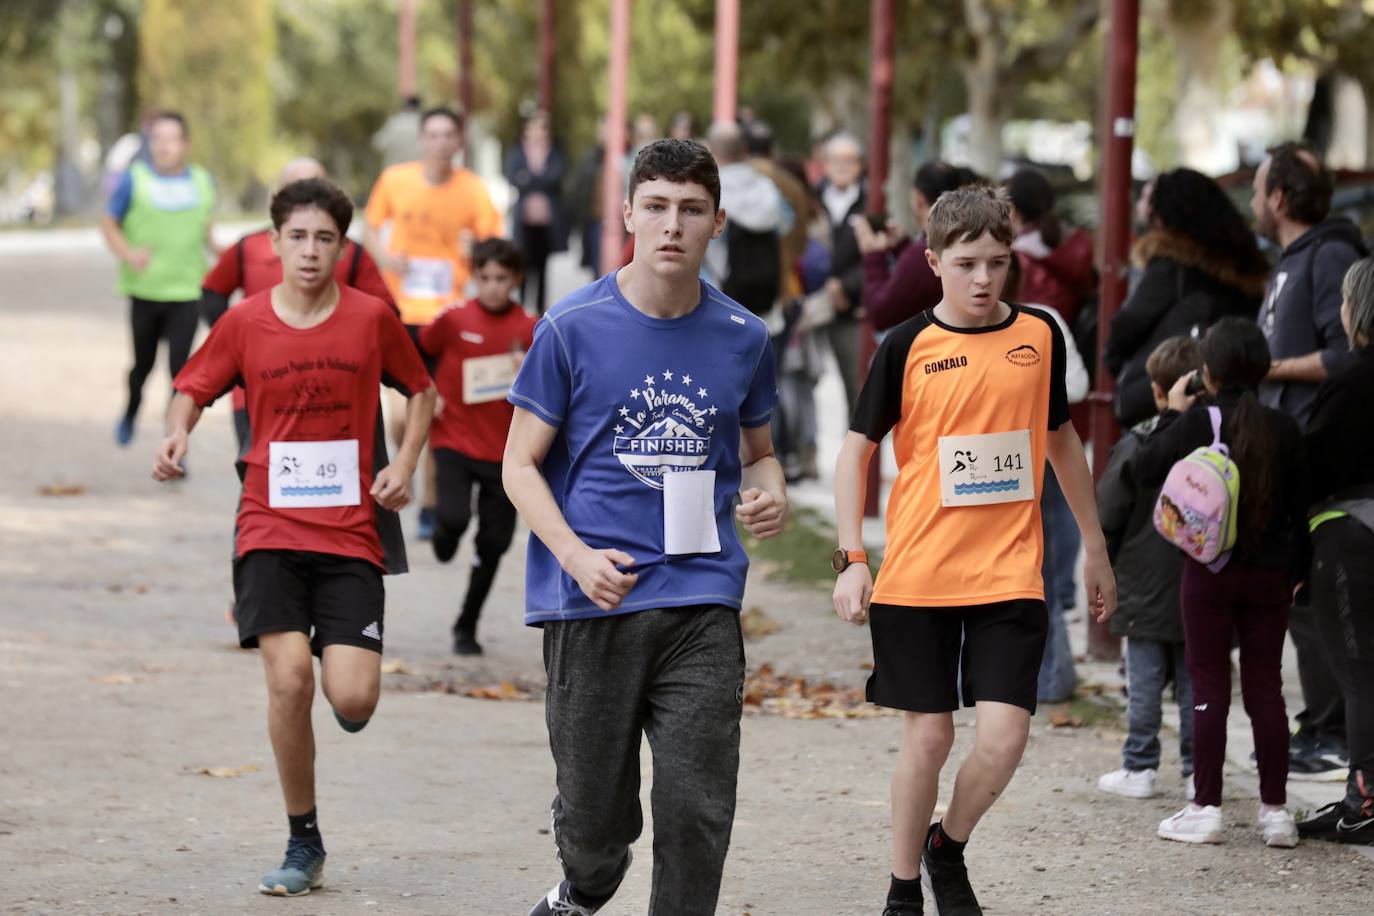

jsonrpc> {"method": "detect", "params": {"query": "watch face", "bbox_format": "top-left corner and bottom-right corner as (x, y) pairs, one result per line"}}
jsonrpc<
(831, 547), (847, 572)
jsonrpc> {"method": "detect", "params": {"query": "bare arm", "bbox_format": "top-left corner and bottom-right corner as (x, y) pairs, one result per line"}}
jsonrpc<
(151, 392), (204, 480)
(1266, 352), (1329, 385)
(831, 431), (878, 625)
(1045, 422), (1117, 622)
(502, 407), (638, 611)
(737, 424), (788, 539)
(362, 222), (404, 275)
(100, 214), (148, 270)
(370, 386), (437, 511)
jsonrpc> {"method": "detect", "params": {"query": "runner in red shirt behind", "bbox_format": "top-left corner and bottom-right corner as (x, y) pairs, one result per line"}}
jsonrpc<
(420, 238), (537, 654)
(152, 178), (435, 899)
(200, 158), (397, 451)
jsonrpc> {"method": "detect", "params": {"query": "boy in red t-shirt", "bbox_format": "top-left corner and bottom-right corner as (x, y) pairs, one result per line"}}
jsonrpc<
(152, 178), (435, 898)
(420, 238), (537, 654)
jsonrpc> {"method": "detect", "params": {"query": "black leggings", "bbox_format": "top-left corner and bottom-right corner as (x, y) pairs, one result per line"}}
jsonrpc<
(520, 224), (553, 315)
(1311, 516), (1374, 814)
(434, 448), (518, 633)
(125, 296), (199, 421)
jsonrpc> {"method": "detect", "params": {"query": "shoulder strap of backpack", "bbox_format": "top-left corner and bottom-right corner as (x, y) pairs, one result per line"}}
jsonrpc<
(1207, 405), (1224, 449)
(346, 241), (363, 286)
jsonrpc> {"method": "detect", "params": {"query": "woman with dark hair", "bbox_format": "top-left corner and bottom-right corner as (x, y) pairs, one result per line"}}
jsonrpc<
(1005, 167), (1096, 326)
(1297, 256), (1374, 844)
(1104, 168), (1271, 426)
(503, 110), (567, 313)
(1134, 317), (1309, 848)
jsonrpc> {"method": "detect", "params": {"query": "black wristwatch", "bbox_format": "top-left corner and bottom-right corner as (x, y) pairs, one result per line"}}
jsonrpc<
(831, 548), (869, 573)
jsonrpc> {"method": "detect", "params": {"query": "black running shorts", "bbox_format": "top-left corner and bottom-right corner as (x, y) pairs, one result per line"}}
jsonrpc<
(233, 549), (385, 656)
(866, 599), (1049, 714)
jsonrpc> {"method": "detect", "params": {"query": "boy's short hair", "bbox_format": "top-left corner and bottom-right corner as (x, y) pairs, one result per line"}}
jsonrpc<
(628, 139), (720, 211)
(471, 237), (523, 274)
(1145, 335), (1203, 392)
(269, 177), (354, 236)
(926, 184), (1014, 255)
(421, 106), (464, 132)
(150, 110), (189, 138)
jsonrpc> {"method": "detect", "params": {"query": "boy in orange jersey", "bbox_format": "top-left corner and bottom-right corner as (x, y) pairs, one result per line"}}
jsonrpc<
(830, 185), (1116, 916)
(420, 238), (537, 654)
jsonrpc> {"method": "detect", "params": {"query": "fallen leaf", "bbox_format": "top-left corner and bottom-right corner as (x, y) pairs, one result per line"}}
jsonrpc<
(39, 484), (86, 497)
(739, 605), (783, 640)
(462, 680), (533, 701)
(741, 664), (894, 720)
(194, 764), (259, 778)
(1047, 708), (1084, 728)
(90, 673), (140, 685)
(380, 659), (413, 675)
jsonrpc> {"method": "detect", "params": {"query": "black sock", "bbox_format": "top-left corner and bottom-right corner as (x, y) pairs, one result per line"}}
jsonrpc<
(888, 873), (922, 904)
(568, 884), (615, 907)
(927, 822), (967, 861)
(288, 809), (322, 846)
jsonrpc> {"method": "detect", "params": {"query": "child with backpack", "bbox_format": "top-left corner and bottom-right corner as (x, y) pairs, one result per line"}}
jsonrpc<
(1133, 317), (1310, 847)
(1096, 336), (1202, 801)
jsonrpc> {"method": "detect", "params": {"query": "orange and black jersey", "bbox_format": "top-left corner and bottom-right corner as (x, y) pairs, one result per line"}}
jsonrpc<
(851, 304), (1070, 608)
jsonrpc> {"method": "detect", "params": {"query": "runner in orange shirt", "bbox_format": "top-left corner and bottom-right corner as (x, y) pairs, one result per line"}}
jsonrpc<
(830, 185), (1116, 916)
(363, 106), (503, 539)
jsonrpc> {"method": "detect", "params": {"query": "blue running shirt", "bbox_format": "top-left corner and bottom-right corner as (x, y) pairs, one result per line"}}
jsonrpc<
(508, 271), (776, 624)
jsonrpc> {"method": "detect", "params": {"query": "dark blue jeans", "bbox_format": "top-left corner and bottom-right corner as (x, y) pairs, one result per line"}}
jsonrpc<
(1122, 637), (1194, 774)
(1037, 469), (1080, 703)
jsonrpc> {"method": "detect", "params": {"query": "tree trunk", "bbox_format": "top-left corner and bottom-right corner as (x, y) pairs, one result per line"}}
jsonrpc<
(53, 0), (87, 218)
(1165, 0), (1233, 173)
(963, 58), (1005, 178)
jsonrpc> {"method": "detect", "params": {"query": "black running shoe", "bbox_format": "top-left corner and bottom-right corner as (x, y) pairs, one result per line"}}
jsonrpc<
(1290, 742), (1350, 782)
(453, 628), (483, 656)
(1299, 801), (1374, 844)
(432, 529), (459, 563)
(883, 902), (923, 916)
(921, 825), (982, 916)
(527, 880), (599, 915)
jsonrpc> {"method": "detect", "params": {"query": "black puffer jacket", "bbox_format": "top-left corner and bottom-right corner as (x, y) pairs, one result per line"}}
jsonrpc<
(1098, 417), (1185, 643)
(1104, 231), (1267, 426)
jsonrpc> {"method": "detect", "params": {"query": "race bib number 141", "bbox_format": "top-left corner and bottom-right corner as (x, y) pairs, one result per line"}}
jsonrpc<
(268, 439), (361, 509)
(937, 429), (1035, 507)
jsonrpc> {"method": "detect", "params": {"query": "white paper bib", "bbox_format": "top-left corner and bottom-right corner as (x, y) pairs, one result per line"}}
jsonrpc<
(401, 257), (454, 299)
(268, 439), (361, 509)
(462, 352), (520, 404)
(937, 429), (1034, 507)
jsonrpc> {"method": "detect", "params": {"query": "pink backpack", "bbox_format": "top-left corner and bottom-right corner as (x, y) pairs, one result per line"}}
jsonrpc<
(1152, 406), (1240, 568)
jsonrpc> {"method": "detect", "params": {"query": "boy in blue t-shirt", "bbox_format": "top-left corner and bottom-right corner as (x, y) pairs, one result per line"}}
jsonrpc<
(504, 138), (787, 916)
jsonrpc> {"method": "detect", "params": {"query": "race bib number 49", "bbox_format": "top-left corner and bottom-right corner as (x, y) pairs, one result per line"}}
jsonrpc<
(268, 439), (361, 509)
(937, 429), (1034, 507)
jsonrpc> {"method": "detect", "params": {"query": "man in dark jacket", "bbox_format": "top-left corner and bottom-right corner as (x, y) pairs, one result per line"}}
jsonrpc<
(816, 133), (866, 412)
(1096, 337), (1199, 801)
(1251, 142), (1365, 778)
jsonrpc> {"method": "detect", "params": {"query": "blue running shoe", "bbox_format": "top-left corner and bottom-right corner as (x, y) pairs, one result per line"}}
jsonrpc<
(258, 838), (325, 897)
(115, 416), (134, 447)
(416, 507), (436, 541)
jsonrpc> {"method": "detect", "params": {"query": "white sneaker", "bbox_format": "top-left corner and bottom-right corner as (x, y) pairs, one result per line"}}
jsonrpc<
(1158, 804), (1224, 843)
(1097, 768), (1158, 799)
(1257, 807), (1299, 848)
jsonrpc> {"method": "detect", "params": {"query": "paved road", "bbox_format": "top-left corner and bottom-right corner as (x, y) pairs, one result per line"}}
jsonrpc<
(0, 241), (1369, 915)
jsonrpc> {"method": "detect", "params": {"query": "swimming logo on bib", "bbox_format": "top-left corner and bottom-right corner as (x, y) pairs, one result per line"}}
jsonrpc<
(280, 485), (345, 497)
(952, 479), (1021, 496)
(612, 368), (719, 490)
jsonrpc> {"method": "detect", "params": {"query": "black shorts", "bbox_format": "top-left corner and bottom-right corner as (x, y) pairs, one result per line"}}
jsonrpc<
(233, 549), (385, 656)
(866, 599), (1049, 714)
(404, 323), (439, 376)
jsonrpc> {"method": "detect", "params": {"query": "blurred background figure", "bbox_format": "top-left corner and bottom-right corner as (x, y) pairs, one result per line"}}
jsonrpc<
(669, 109), (697, 141)
(503, 109), (566, 313)
(1005, 167), (1096, 330)
(372, 95), (423, 169)
(815, 132), (866, 415)
(1104, 167), (1269, 429)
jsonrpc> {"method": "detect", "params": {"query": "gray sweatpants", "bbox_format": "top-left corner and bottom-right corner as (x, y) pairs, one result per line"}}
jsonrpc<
(542, 605), (745, 916)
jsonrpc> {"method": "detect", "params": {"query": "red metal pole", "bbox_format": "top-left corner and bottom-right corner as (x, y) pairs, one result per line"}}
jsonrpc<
(713, 0), (740, 123)
(600, 0), (631, 274)
(860, 0), (894, 518)
(539, 0), (557, 114)
(458, 0), (474, 119)
(399, 0), (416, 99)
(1087, 0), (1138, 662)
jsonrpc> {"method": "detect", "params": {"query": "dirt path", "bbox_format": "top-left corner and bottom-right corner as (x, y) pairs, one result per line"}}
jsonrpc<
(1, 247), (1369, 915)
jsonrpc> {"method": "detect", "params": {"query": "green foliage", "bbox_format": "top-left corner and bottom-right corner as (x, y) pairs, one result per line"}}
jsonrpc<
(138, 0), (275, 205)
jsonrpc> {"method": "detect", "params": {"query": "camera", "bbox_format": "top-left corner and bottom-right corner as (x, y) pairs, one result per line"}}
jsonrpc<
(1185, 372), (1208, 396)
